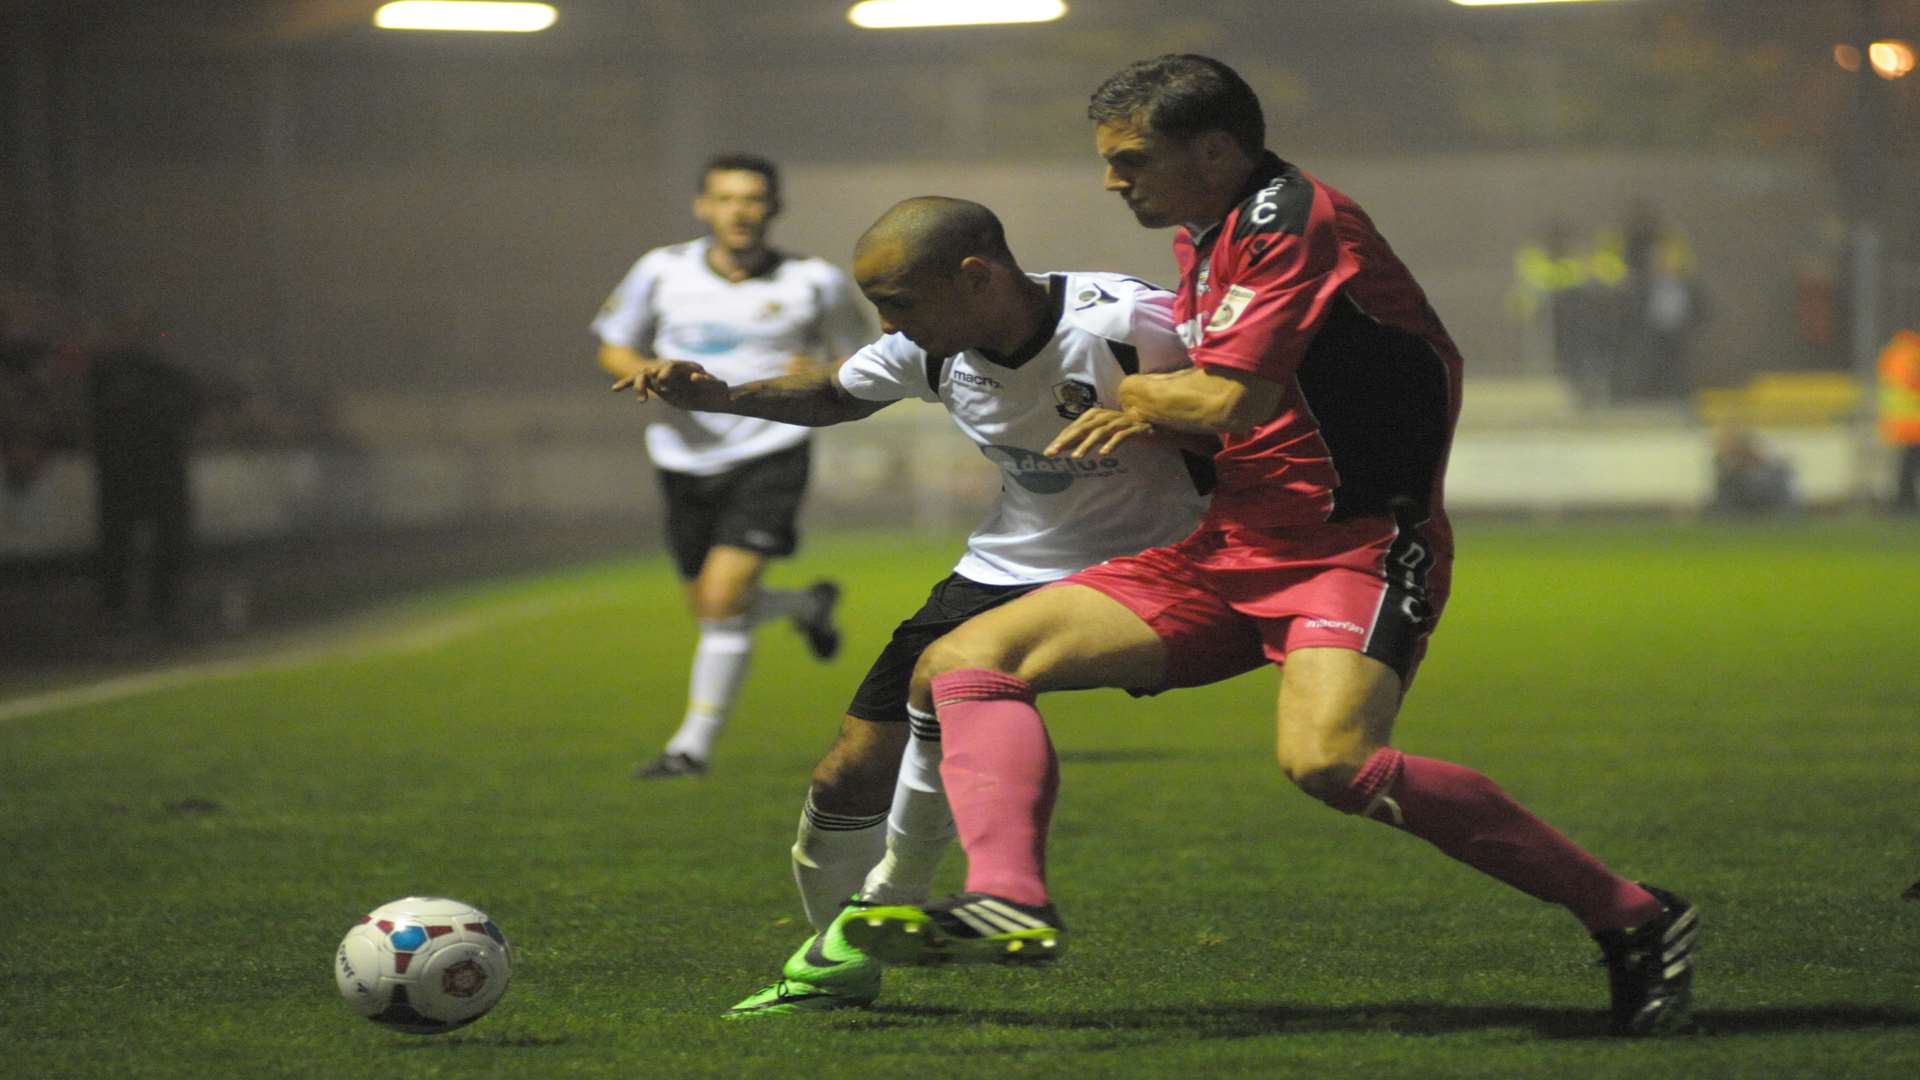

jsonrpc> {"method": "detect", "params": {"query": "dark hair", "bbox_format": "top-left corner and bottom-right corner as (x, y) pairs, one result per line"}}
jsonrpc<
(1087, 54), (1265, 158)
(699, 153), (780, 201)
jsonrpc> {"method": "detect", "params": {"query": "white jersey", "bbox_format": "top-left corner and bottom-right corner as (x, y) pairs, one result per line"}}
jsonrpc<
(593, 237), (871, 476)
(837, 272), (1212, 586)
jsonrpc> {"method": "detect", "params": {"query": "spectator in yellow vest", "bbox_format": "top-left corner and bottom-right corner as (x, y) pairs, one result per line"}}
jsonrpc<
(1880, 329), (1920, 511)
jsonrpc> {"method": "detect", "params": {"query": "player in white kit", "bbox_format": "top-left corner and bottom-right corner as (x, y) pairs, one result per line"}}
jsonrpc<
(621, 196), (1228, 1015)
(593, 154), (871, 779)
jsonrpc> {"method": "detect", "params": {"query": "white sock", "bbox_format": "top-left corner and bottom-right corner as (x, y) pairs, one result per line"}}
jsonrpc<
(791, 793), (888, 932)
(749, 587), (816, 624)
(860, 706), (954, 905)
(662, 617), (753, 761)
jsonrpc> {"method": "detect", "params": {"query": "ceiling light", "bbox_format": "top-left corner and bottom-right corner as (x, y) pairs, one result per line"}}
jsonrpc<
(848, 0), (1067, 30)
(1448, 1), (1633, 7)
(373, 2), (558, 33)
(1869, 39), (1915, 79)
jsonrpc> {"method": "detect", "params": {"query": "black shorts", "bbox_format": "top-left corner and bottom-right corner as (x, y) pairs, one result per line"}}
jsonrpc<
(846, 573), (1045, 724)
(655, 442), (811, 580)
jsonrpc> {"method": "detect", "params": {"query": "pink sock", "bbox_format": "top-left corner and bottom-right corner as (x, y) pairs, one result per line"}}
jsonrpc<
(1333, 747), (1663, 932)
(931, 668), (1058, 908)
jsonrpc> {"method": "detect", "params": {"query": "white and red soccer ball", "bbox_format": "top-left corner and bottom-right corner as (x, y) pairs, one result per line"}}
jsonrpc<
(334, 897), (513, 1034)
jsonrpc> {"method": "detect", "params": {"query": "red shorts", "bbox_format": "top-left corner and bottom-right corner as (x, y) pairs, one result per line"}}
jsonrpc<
(1059, 514), (1452, 692)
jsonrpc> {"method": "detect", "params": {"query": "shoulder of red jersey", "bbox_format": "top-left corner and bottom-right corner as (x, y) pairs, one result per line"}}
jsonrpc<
(1226, 159), (1317, 261)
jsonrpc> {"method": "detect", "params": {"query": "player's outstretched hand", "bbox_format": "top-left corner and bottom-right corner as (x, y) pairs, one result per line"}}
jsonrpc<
(1046, 406), (1154, 459)
(612, 360), (726, 408)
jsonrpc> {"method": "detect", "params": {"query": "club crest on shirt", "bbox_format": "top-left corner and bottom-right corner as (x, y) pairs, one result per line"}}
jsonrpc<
(1052, 378), (1098, 420)
(1205, 285), (1257, 333)
(1074, 284), (1118, 310)
(756, 300), (785, 320)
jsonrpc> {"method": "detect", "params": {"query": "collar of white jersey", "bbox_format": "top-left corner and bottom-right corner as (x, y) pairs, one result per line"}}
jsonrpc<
(974, 274), (1066, 370)
(691, 235), (789, 283)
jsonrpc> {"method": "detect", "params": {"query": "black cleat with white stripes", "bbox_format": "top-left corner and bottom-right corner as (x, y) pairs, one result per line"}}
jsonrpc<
(1593, 883), (1698, 1036)
(797, 581), (842, 661)
(841, 891), (1066, 966)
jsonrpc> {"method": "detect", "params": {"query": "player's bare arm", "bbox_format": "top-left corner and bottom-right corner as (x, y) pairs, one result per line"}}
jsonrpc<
(639, 359), (893, 427)
(1046, 367), (1279, 458)
(1118, 365), (1284, 435)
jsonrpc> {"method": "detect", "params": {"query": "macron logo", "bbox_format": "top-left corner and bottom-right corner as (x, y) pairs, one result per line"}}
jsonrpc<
(951, 370), (1003, 390)
(1302, 617), (1366, 635)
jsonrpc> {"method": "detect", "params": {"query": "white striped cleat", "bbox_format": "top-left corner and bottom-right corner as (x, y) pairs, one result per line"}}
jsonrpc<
(1593, 883), (1698, 1036)
(841, 891), (1066, 966)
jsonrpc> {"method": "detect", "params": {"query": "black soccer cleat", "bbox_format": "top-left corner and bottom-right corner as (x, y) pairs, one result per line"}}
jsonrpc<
(631, 751), (707, 780)
(1904, 879), (1920, 902)
(797, 581), (842, 662)
(1593, 883), (1698, 1036)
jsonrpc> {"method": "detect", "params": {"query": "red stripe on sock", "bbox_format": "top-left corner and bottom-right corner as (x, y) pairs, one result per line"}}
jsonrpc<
(932, 668), (1035, 706)
(1329, 747), (1405, 815)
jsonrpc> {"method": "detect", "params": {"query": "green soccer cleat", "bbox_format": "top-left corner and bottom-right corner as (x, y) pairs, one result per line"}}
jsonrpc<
(841, 891), (1065, 966)
(724, 901), (883, 1018)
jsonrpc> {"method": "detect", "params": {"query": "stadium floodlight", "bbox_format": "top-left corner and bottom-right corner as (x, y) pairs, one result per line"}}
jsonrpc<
(1447, 0), (1632, 7)
(847, 0), (1068, 30)
(1869, 40), (1915, 80)
(373, 2), (558, 32)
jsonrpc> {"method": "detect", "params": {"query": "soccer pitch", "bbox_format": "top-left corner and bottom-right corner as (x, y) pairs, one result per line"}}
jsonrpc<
(3, 520), (1917, 1079)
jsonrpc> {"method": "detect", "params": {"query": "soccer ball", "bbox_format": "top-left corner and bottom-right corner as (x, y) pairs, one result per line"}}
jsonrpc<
(334, 897), (513, 1034)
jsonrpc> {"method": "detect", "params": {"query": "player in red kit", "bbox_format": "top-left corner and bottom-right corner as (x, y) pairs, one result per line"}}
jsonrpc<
(845, 54), (1697, 1038)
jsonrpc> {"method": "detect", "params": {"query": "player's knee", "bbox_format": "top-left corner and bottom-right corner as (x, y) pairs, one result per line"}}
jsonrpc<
(689, 581), (752, 620)
(1276, 746), (1363, 806)
(906, 669), (935, 716)
(807, 728), (904, 816)
(916, 629), (1016, 686)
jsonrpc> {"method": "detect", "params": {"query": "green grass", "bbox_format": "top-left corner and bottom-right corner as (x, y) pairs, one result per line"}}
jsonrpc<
(3, 519), (1918, 1078)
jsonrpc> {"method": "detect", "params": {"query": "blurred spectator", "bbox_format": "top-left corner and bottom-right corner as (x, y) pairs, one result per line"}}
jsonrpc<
(1709, 423), (1799, 516)
(1621, 202), (1706, 401)
(1880, 329), (1920, 512)
(1511, 219), (1628, 407)
(0, 285), (72, 494)
(1513, 207), (1705, 407)
(87, 314), (200, 632)
(1, 327), (53, 497)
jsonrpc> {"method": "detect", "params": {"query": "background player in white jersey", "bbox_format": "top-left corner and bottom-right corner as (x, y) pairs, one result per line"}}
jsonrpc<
(622, 197), (1222, 1014)
(593, 154), (872, 779)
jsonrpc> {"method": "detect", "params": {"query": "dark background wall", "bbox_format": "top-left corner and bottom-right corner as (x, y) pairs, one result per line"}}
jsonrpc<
(3, 0), (1916, 402)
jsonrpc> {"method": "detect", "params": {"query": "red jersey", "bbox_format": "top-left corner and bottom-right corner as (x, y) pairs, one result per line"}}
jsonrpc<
(1172, 154), (1463, 547)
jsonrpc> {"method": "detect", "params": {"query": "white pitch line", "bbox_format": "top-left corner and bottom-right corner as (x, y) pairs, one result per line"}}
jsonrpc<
(0, 592), (606, 725)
